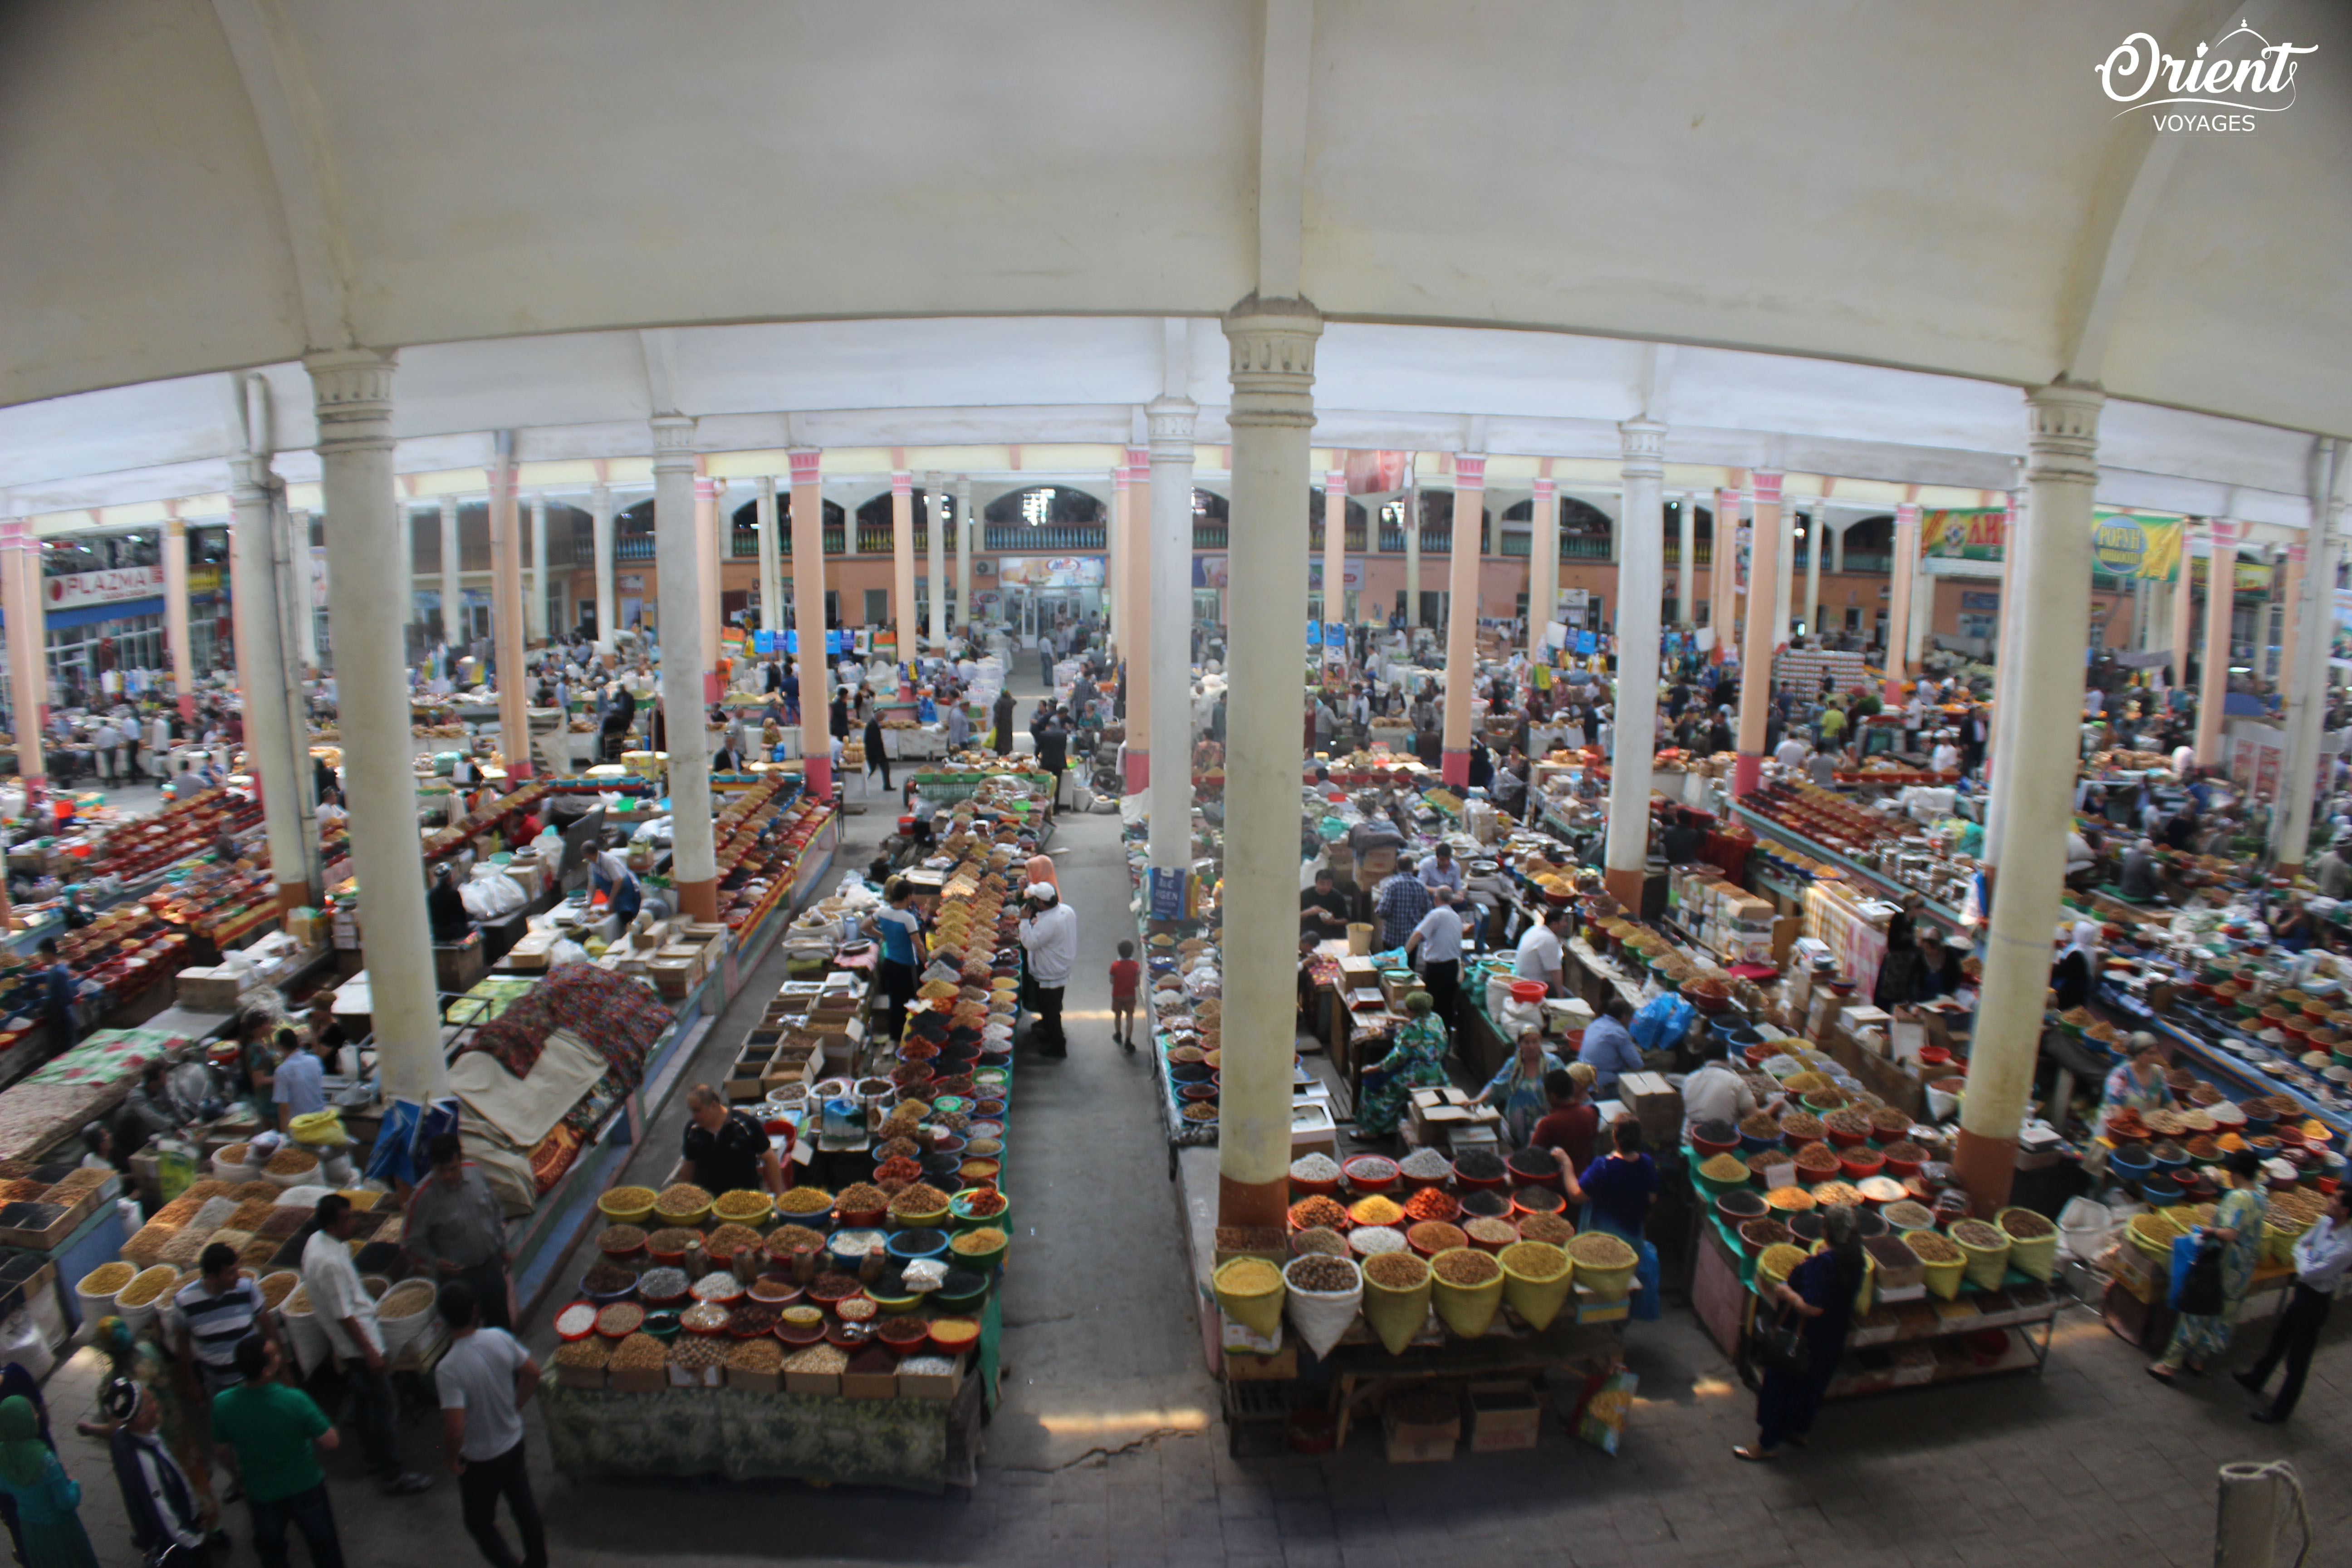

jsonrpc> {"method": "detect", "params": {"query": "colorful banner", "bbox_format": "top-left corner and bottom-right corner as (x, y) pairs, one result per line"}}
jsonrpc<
(1918, 507), (2184, 582)
(2188, 555), (2274, 593)
(996, 556), (1103, 588)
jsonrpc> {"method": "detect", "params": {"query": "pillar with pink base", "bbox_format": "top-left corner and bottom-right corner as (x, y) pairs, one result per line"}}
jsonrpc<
(2196, 519), (2239, 767)
(1, 521), (49, 796)
(1604, 420), (1666, 911)
(164, 517), (197, 721)
(1123, 446), (1152, 793)
(788, 449), (832, 799)
(1731, 472), (1784, 796)
(653, 416), (717, 922)
(1438, 455), (1486, 787)
(1882, 501), (1918, 706)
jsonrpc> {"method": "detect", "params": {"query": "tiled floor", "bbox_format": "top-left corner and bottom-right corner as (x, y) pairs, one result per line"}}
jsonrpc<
(34, 672), (2352, 1565)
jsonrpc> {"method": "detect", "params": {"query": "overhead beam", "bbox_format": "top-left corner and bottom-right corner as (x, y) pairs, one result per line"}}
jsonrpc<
(1254, 0), (1313, 298)
(209, 0), (354, 349)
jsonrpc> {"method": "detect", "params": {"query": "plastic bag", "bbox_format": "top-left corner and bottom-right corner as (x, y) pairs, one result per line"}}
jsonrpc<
(460, 870), (528, 921)
(1282, 1261), (1364, 1360)
(1573, 1368), (1638, 1455)
(1630, 995), (1693, 1052)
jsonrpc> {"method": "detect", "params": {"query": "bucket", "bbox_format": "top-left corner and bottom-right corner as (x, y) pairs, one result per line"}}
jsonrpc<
(1346, 922), (1374, 956)
(1211, 1257), (1285, 1339)
(1358, 1255), (1433, 1354)
(1497, 1242), (1573, 1331)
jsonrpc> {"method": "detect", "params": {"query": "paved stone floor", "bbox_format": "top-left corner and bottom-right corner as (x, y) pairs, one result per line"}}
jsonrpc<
(34, 669), (2352, 1565)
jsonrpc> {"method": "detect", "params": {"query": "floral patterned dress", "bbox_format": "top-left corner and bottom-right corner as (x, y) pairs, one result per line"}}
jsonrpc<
(2162, 1184), (2268, 1367)
(1355, 1017), (1451, 1139)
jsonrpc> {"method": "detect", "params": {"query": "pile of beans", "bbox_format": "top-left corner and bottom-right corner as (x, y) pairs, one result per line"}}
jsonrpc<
(1288, 1256), (1358, 1292)
(1362, 1252), (1427, 1289)
(1432, 1250), (1499, 1286)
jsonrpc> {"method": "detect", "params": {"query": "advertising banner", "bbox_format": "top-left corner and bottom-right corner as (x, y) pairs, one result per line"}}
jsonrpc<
(43, 564), (166, 610)
(996, 556), (1104, 588)
(1919, 508), (2184, 583)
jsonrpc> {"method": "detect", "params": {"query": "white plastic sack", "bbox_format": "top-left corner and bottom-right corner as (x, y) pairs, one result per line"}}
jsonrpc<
(2056, 1196), (2118, 1261)
(0, 1308), (53, 1383)
(1282, 1261), (1363, 1360)
(460, 869), (528, 921)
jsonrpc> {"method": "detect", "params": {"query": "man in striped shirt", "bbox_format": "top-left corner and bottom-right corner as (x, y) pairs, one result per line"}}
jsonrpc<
(172, 1243), (278, 1401)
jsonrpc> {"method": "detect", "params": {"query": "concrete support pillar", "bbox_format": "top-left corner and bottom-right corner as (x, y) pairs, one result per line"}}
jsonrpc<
(1124, 448), (1153, 789)
(2172, 532), (2199, 691)
(1984, 495), (2028, 863)
(789, 450), (832, 798)
(694, 476), (722, 695)
(1108, 464), (1132, 663)
(955, 476), (974, 640)
(1958, 382), (2102, 1216)
(1906, 539), (1933, 668)
(1711, 487), (1742, 662)
(490, 458), (530, 776)
(1802, 503), (1826, 640)
(1217, 296), (1322, 1232)
(1404, 480), (1421, 628)
(164, 517), (196, 719)
(1528, 478), (1558, 661)
(1833, 518), (1847, 576)
(591, 485), (617, 652)
(890, 473), (916, 657)
(654, 417), (717, 921)
(0, 523), (44, 794)
(2198, 519), (2239, 765)
(926, 477), (950, 652)
(439, 495), (462, 648)
(2275, 444), (2345, 874)
(1675, 492), (1695, 630)
(527, 493), (549, 643)
(1605, 421), (1666, 910)
(1732, 473), (1784, 794)
(1147, 395), (1197, 874)
(229, 456), (317, 911)
(1439, 456), (1486, 785)
(1322, 466), (1347, 645)
(1884, 502), (1919, 704)
(755, 477), (782, 642)
(307, 348), (444, 1105)
(1776, 503), (1798, 649)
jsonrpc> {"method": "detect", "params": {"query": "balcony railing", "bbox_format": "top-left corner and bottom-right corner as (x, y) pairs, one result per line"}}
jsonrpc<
(1306, 524), (1370, 552)
(1561, 534), (1612, 561)
(983, 522), (1105, 552)
(1499, 533), (1530, 558)
(616, 535), (653, 562)
(1193, 524), (1227, 550)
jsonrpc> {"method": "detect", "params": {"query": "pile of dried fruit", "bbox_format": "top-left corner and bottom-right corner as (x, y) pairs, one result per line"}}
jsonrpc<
(1289, 1196), (1349, 1230)
(654, 1184), (711, 1216)
(555, 1339), (609, 1368)
(1401, 1188), (1460, 1223)
(727, 1337), (784, 1372)
(776, 1188), (833, 1214)
(610, 1333), (667, 1370)
(1362, 1252), (1428, 1289)
(1288, 1256), (1358, 1292)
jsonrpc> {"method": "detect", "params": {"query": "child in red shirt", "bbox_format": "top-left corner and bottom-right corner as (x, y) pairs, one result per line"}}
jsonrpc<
(1109, 940), (1142, 1053)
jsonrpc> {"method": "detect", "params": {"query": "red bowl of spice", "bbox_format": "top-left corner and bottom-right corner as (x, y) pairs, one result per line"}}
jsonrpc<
(875, 1315), (931, 1348)
(1406, 1220), (1467, 1259)
(1401, 1187), (1460, 1225)
(928, 1316), (981, 1356)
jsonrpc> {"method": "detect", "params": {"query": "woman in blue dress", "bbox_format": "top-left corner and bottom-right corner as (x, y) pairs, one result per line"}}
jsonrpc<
(1473, 1029), (1564, 1148)
(1736, 1203), (1867, 1461)
(2150, 1148), (2270, 1382)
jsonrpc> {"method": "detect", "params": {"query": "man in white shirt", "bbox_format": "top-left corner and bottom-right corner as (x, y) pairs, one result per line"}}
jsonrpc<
(2237, 1185), (2352, 1424)
(1931, 730), (1962, 774)
(434, 1278), (546, 1568)
(1017, 883), (1079, 1058)
(1417, 843), (1465, 898)
(1405, 888), (1468, 1031)
(1773, 734), (1808, 769)
(90, 720), (120, 781)
(301, 1195), (432, 1494)
(1513, 908), (1570, 997)
(1681, 1056), (1765, 1134)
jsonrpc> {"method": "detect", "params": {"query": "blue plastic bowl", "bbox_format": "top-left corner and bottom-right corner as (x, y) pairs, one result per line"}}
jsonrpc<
(2139, 1180), (2180, 1207)
(886, 1229), (949, 1264)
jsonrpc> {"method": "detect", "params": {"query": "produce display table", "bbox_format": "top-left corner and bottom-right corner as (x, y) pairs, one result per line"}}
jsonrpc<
(1322, 1319), (1623, 1449)
(539, 1368), (987, 1492)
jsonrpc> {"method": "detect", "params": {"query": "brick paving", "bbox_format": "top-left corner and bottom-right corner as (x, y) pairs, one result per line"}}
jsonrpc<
(35, 670), (2352, 1565)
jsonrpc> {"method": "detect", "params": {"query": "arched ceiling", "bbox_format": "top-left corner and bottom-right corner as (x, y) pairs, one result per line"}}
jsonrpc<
(3, 0), (2347, 441)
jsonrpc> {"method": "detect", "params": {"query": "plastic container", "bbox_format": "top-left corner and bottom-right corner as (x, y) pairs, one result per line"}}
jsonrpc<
(1342, 1155), (1401, 1195)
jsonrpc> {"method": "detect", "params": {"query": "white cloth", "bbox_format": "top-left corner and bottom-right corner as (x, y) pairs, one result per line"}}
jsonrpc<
(301, 1226), (383, 1358)
(1019, 902), (1079, 986)
(1513, 922), (1563, 981)
(1410, 904), (1465, 964)
(436, 1327), (531, 1461)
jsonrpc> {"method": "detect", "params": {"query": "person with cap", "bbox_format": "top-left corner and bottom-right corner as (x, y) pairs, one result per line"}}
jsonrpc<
(1930, 730), (1961, 775)
(1016, 882), (1078, 1057)
(432, 1279), (545, 1568)
(300, 1196), (432, 1497)
(103, 1374), (212, 1566)
(2236, 1183), (2352, 1424)
(2314, 832), (2352, 901)
(404, 1133), (517, 1332)
(2150, 1148), (2271, 1383)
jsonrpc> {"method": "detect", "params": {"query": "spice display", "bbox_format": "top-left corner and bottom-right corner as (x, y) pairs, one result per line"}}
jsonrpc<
(898, 1354), (954, 1376)
(1950, 1220), (2005, 1249)
(581, 1262), (636, 1295)
(555, 1302), (597, 1338)
(1214, 1226), (1284, 1254)
(1464, 1217), (1519, 1246)
(598, 1225), (646, 1252)
(1740, 1219), (1793, 1250)
(610, 1333), (667, 1370)
(704, 1224), (764, 1257)
(1362, 1252), (1428, 1289)
(1779, 1112), (1824, 1142)
(378, 1279), (435, 1319)
(834, 1296), (878, 1323)
(1349, 1226), (1406, 1254)
(957, 1190), (1007, 1216)
(836, 1183), (890, 1212)
(727, 1303), (779, 1336)
(264, 1148), (318, 1176)
(638, 1267), (690, 1299)
(555, 1338), (610, 1369)
(1738, 1112), (1781, 1140)
(1289, 1196), (1349, 1230)
(776, 1188), (833, 1214)
(680, 1301), (730, 1333)
(1406, 1222), (1466, 1254)
(1567, 1233), (1636, 1269)
(1764, 1186), (1816, 1212)
(1793, 1142), (1842, 1173)
(1288, 1256), (1358, 1291)
(712, 1190), (772, 1220)
(1498, 1241), (1569, 1280)
(1882, 1201), (1935, 1231)
(876, 1315), (931, 1346)
(783, 1343), (849, 1373)
(1823, 1108), (1872, 1137)
(1289, 1153), (1341, 1182)
(1810, 1181), (1862, 1207)
(1401, 1188), (1460, 1223)
(1345, 1155), (1397, 1182)
(889, 1183), (951, 1217)
(1451, 1150), (1506, 1181)
(1516, 1212), (1575, 1245)
(227, 1199), (277, 1231)
(647, 1228), (701, 1254)
(1999, 1210), (2053, 1240)
(808, 1271), (863, 1302)
(768, 1225), (825, 1255)
(727, 1337), (784, 1372)
(1290, 1227), (1348, 1257)
(1432, 1249), (1500, 1286)
(1216, 1257), (1281, 1294)
(1396, 1148), (1453, 1180)
(1348, 1195), (1404, 1227)
(1904, 1232), (1962, 1263)
(872, 1157), (923, 1191)
(830, 1230), (887, 1258)
(950, 1227), (1007, 1256)
(116, 1266), (178, 1308)
(688, 1273), (744, 1303)
(258, 1273), (301, 1309)
(1698, 1153), (1751, 1182)
(595, 1302), (644, 1337)
(654, 1183), (711, 1215)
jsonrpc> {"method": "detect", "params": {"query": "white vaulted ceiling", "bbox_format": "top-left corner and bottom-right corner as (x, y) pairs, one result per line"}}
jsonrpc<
(0, 0), (2345, 515)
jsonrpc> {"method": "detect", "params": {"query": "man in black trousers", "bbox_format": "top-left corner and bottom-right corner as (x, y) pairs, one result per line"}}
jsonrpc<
(2235, 1185), (2352, 1423)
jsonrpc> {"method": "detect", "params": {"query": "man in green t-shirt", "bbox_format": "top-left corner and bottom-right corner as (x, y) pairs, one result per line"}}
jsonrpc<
(1817, 702), (1847, 750)
(211, 1333), (347, 1568)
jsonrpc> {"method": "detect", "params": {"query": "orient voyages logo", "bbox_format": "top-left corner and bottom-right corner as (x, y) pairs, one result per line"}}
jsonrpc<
(2096, 20), (2315, 132)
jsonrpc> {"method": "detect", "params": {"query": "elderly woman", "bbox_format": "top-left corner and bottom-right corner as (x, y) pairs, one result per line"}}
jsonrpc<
(1354, 992), (1450, 1142)
(1737, 1203), (1869, 1461)
(2051, 921), (2101, 1011)
(2099, 1034), (2171, 1142)
(1473, 1029), (1565, 1148)
(2150, 1148), (2270, 1383)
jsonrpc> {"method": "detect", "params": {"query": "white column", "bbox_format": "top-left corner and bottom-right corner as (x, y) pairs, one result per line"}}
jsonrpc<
(890, 472), (916, 656)
(1961, 385), (2102, 1215)
(1883, 502), (1919, 704)
(1711, 486), (1743, 662)
(1218, 296), (1322, 1231)
(2198, 519), (2239, 765)
(789, 450), (833, 797)
(654, 416), (718, 921)
(228, 455), (315, 911)
(1775, 500), (1796, 648)
(1527, 477), (1558, 662)
(755, 476), (783, 644)
(1802, 502), (1825, 640)
(694, 476), (722, 688)
(954, 476), (974, 639)
(2172, 531), (2200, 691)
(1906, 540), (1933, 668)
(489, 458), (530, 776)
(2276, 445), (2346, 871)
(926, 476), (949, 652)
(1833, 518), (1847, 575)
(1439, 456), (1486, 784)
(307, 348), (444, 1105)
(1124, 447), (1153, 788)
(1147, 394), (1197, 875)
(1403, 478), (1421, 629)
(1984, 495), (2028, 863)
(1322, 465), (1347, 643)
(1607, 420), (1666, 910)
(591, 484), (617, 652)
(527, 493), (549, 643)
(284, 509), (320, 672)
(164, 517), (196, 719)
(1676, 491), (1695, 629)
(439, 494), (462, 647)
(0, 522), (45, 792)
(1733, 473), (1784, 794)
(392, 501), (414, 658)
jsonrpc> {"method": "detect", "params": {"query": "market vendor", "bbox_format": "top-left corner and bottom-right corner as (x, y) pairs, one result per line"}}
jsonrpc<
(1576, 995), (1644, 1098)
(403, 1132), (515, 1331)
(1512, 906), (1570, 997)
(2052, 921), (2100, 1010)
(33, 939), (76, 1054)
(1533, 1063), (1601, 1172)
(1353, 990), (1451, 1142)
(2097, 1034), (2171, 1142)
(1681, 1051), (1766, 1132)
(1298, 868), (1350, 939)
(271, 1028), (329, 1132)
(2314, 833), (2352, 900)
(679, 1083), (784, 1196)
(1473, 1028), (1565, 1146)
(591, 850), (642, 927)
(862, 877), (926, 1046)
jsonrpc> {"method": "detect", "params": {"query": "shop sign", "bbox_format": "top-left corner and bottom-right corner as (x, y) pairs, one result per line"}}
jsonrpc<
(1307, 557), (1365, 592)
(43, 564), (165, 610)
(617, 574), (645, 592)
(2187, 556), (2274, 593)
(1960, 592), (2000, 611)
(185, 566), (224, 595)
(996, 556), (1103, 588)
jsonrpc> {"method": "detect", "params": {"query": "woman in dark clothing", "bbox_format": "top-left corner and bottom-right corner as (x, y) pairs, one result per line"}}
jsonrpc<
(992, 690), (1016, 755)
(1466, 739), (1493, 790)
(1872, 912), (1936, 1009)
(830, 692), (851, 741)
(2051, 921), (2099, 1010)
(1737, 1203), (1867, 1460)
(863, 712), (891, 789)
(427, 865), (472, 942)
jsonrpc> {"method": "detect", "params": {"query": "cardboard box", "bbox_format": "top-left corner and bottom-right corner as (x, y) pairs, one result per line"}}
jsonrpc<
(896, 1354), (964, 1400)
(1382, 1403), (1460, 1464)
(1465, 1381), (1542, 1451)
(645, 959), (696, 998)
(1224, 1346), (1298, 1382)
(175, 967), (245, 1011)
(1616, 1073), (1682, 1145)
(784, 1369), (840, 1396)
(608, 1366), (666, 1394)
(666, 1363), (723, 1388)
(840, 1369), (897, 1400)
(555, 1363), (607, 1391)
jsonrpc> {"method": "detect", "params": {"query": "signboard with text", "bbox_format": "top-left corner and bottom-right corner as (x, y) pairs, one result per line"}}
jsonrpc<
(44, 564), (166, 610)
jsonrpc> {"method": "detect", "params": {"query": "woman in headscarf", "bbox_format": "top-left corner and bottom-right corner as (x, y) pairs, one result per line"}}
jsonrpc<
(2051, 920), (2101, 1011)
(592, 849), (642, 927)
(1473, 1028), (1564, 1148)
(2150, 1149), (2271, 1384)
(0, 1395), (97, 1568)
(1736, 1202), (1868, 1461)
(1023, 853), (1058, 891)
(1354, 992), (1451, 1141)
(2098, 1034), (2171, 1143)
